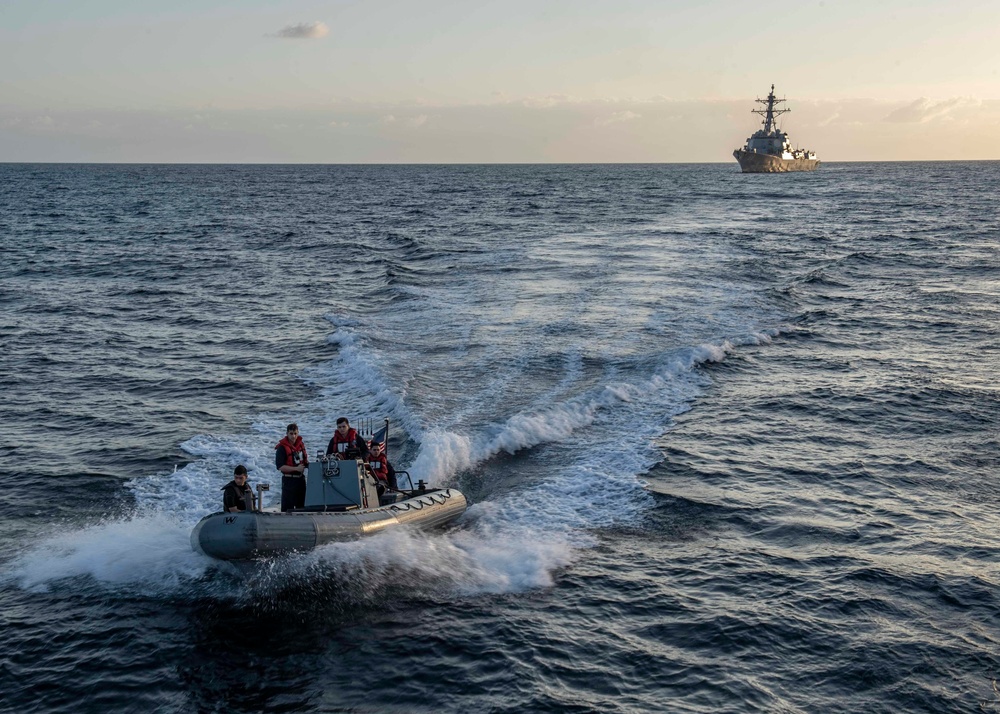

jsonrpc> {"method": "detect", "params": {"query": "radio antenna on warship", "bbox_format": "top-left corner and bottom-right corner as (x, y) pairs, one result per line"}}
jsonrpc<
(752, 84), (790, 134)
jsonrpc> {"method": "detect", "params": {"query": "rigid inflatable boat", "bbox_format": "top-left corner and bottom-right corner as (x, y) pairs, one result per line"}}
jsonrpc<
(191, 455), (468, 561)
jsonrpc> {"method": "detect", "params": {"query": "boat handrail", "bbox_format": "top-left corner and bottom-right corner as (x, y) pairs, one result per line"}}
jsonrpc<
(395, 470), (415, 490)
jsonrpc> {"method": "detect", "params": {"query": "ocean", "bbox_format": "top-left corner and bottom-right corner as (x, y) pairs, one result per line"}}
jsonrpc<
(0, 162), (998, 713)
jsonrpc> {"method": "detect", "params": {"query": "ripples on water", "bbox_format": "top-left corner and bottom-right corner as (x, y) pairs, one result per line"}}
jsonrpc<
(0, 163), (998, 713)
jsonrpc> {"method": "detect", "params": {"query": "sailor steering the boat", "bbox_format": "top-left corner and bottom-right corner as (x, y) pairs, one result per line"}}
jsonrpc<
(326, 417), (370, 460)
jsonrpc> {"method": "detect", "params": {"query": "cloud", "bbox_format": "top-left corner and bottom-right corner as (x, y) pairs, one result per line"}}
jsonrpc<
(328, 120), (350, 129)
(594, 110), (641, 127)
(520, 94), (573, 108)
(884, 97), (979, 123)
(378, 114), (427, 128)
(272, 21), (329, 39)
(818, 112), (840, 127)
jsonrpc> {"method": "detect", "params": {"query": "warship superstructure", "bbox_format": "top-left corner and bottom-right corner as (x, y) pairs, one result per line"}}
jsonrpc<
(733, 85), (819, 173)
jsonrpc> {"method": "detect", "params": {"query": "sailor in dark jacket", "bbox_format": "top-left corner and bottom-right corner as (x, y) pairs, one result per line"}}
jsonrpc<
(223, 465), (254, 513)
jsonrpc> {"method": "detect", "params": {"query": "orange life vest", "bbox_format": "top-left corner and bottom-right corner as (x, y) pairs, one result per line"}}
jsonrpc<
(276, 436), (308, 467)
(332, 428), (359, 454)
(367, 453), (388, 481)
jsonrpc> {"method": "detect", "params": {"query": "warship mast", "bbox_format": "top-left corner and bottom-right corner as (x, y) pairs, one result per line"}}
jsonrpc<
(752, 84), (790, 133)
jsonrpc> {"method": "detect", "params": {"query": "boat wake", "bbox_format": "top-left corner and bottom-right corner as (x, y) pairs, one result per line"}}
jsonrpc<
(6, 320), (779, 602)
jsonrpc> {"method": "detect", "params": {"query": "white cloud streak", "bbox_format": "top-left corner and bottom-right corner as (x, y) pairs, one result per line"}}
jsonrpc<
(594, 110), (641, 126)
(884, 97), (980, 123)
(273, 22), (329, 40)
(378, 114), (428, 128)
(818, 112), (840, 127)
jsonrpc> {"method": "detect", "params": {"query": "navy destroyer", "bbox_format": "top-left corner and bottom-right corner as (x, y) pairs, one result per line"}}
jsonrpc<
(733, 85), (819, 173)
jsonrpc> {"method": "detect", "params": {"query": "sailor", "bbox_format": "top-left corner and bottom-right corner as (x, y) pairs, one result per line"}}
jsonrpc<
(366, 440), (397, 491)
(275, 423), (308, 512)
(222, 465), (254, 513)
(326, 417), (369, 460)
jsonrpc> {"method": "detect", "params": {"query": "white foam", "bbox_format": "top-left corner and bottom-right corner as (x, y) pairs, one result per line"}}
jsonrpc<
(407, 430), (475, 485)
(407, 398), (597, 484)
(307, 315), (423, 438)
(6, 512), (209, 594)
(288, 524), (576, 595)
(403, 334), (741, 489)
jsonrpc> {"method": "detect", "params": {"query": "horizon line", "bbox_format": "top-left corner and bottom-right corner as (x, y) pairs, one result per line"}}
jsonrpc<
(3, 159), (999, 166)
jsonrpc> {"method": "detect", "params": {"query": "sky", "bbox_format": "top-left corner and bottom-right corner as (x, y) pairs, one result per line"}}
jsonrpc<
(2, 0), (999, 162)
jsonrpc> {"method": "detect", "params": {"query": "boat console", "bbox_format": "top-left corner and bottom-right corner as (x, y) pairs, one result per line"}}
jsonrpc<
(304, 456), (383, 510)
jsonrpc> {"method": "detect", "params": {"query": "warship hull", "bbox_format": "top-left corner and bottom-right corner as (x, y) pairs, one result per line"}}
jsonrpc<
(734, 149), (819, 173)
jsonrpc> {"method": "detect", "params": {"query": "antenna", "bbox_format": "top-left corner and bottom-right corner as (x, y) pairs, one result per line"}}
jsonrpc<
(751, 84), (790, 133)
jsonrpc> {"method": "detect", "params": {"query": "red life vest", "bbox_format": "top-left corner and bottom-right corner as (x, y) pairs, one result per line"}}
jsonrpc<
(332, 428), (359, 454)
(276, 436), (308, 468)
(367, 453), (388, 481)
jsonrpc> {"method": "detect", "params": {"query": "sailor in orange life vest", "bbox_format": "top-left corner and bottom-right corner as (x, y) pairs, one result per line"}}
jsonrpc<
(366, 440), (397, 491)
(325, 417), (369, 460)
(275, 423), (308, 512)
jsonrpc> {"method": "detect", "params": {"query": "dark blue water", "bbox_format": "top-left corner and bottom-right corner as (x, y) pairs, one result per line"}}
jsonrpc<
(1, 163), (998, 713)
